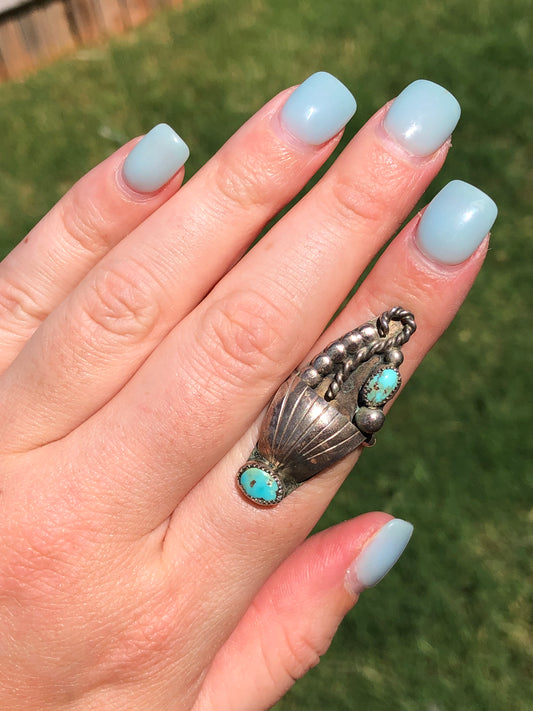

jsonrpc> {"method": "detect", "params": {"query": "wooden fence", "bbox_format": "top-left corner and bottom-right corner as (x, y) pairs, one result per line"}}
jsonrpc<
(0, 0), (183, 81)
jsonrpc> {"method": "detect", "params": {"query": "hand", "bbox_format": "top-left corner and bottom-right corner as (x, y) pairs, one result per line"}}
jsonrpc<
(0, 74), (496, 710)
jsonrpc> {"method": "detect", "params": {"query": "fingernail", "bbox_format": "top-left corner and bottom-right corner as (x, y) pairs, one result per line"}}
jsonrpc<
(384, 79), (461, 157)
(416, 180), (498, 265)
(280, 71), (357, 146)
(122, 123), (190, 193)
(345, 518), (414, 592)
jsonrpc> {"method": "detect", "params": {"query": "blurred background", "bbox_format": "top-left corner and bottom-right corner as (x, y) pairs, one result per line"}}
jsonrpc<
(0, 0), (531, 708)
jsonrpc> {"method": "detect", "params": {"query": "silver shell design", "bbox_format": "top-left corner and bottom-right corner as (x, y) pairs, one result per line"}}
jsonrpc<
(256, 374), (366, 484)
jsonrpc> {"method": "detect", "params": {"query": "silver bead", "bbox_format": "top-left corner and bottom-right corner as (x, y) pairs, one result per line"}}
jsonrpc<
(385, 348), (404, 366)
(313, 354), (333, 375)
(300, 367), (321, 387)
(326, 342), (346, 362)
(359, 323), (378, 341)
(354, 406), (385, 434)
(342, 330), (364, 353)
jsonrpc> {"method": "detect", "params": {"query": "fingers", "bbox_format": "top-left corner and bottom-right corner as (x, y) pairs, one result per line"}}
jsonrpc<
(0, 75), (355, 452)
(153, 178), (496, 676)
(72, 82), (459, 530)
(0, 75), (355, 447)
(195, 514), (413, 711)
(0, 125), (188, 370)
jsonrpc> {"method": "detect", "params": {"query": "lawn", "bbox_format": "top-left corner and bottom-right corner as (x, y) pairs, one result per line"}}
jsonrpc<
(0, 0), (531, 709)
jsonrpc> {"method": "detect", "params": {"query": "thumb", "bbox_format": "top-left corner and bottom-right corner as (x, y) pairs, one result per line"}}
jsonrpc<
(195, 512), (414, 711)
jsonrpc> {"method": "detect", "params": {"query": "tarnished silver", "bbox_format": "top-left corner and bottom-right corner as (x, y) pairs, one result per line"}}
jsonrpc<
(237, 306), (416, 506)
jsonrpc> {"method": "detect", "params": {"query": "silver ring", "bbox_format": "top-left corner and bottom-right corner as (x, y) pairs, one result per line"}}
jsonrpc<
(237, 306), (416, 506)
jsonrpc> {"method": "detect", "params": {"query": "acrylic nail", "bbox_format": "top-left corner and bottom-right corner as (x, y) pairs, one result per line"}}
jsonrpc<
(122, 123), (190, 193)
(384, 79), (461, 157)
(280, 71), (357, 146)
(345, 518), (414, 592)
(416, 180), (498, 265)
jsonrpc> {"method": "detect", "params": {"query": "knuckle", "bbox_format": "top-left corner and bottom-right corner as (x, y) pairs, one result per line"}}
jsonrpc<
(80, 260), (163, 342)
(328, 166), (392, 226)
(201, 290), (289, 382)
(253, 591), (334, 685)
(282, 628), (323, 680)
(262, 618), (323, 684)
(212, 149), (271, 212)
(0, 275), (46, 331)
(59, 189), (112, 255)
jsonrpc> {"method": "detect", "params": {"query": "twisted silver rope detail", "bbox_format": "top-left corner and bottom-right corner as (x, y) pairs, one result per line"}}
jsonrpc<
(323, 306), (416, 401)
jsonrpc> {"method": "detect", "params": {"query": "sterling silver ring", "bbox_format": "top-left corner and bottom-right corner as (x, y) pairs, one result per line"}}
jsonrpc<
(237, 306), (416, 506)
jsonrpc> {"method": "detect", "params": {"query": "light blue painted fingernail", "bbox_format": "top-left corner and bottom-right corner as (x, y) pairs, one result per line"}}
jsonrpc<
(122, 123), (190, 193)
(346, 519), (414, 592)
(280, 72), (357, 146)
(384, 79), (461, 156)
(417, 180), (498, 265)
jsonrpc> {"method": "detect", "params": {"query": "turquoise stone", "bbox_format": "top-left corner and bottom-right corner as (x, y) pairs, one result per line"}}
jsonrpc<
(363, 368), (400, 406)
(239, 467), (279, 503)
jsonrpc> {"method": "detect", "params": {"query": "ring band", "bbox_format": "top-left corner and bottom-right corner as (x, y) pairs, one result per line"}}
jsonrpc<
(237, 306), (416, 506)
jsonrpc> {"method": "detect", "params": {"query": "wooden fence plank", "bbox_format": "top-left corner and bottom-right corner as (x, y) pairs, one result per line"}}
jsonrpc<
(0, 15), (35, 77)
(18, 10), (44, 62)
(67, 0), (101, 44)
(20, 4), (73, 63)
(93, 0), (125, 35)
(51, 1), (77, 51)
(39, 1), (76, 57)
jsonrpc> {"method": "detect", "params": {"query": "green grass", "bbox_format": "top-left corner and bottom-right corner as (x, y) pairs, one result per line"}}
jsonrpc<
(0, 0), (532, 708)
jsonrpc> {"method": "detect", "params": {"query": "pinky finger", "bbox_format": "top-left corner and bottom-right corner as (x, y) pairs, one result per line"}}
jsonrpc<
(194, 513), (413, 711)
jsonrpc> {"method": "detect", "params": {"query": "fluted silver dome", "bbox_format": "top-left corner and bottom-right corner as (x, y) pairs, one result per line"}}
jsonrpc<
(256, 374), (365, 483)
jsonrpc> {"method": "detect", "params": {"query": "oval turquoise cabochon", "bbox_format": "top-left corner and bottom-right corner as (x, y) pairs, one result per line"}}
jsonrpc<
(362, 366), (401, 407)
(239, 467), (280, 504)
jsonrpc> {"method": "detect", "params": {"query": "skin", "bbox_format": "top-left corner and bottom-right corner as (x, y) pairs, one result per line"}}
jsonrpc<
(0, 86), (487, 710)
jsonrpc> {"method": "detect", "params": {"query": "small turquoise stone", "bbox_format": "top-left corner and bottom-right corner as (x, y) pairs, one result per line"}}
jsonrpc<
(239, 467), (279, 503)
(363, 368), (400, 406)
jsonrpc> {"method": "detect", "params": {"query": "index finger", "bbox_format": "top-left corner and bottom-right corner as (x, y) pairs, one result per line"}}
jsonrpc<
(0, 126), (189, 368)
